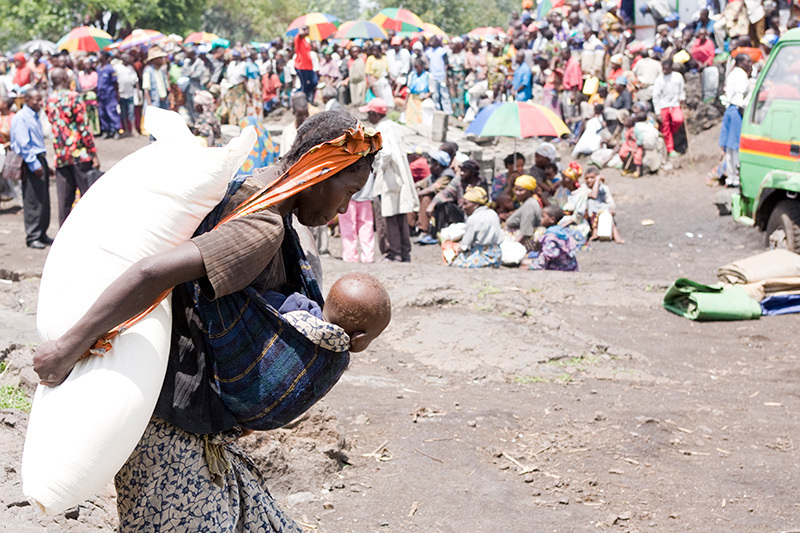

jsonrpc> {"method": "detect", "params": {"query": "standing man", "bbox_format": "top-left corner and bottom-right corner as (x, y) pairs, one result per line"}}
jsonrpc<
(96, 52), (121, 139)
(512, 50), (533, 102)
(425, 37), (453, 115)
(361, 98), (420, 262)
(142, 47), (170, 111)
(114, 53), (139, 136)
(45, 68), (99, 226)
(652, 58), (685, 158)
(10, 90), (52, 248)
(720, 54), (753, 188)
(293, 25), (317, 103)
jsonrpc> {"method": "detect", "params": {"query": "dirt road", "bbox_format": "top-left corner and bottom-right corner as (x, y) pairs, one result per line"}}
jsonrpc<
(1, 126), (798, 532)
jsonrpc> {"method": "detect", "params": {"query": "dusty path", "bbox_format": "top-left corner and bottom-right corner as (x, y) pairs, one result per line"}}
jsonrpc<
(1, 126), (798, 532)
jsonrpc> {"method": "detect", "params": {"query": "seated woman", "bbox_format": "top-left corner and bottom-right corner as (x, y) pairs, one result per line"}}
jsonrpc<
(426, 159), (483, 239)
(491, 152), (525, 202)
(558, 165), (591, 248)
(448, 186), (503, 268)
(191, 90), (222, 147)
(529, 205), (579, 271)
(505, 174), (543, 251)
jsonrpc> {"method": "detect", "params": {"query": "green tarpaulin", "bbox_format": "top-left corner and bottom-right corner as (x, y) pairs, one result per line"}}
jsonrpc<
(663, 278), (762, 321)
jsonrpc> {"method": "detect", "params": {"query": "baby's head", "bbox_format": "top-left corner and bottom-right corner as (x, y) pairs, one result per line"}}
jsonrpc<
(322, 273), (392, 353)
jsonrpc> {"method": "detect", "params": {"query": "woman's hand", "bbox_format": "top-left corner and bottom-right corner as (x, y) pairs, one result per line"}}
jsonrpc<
(33, 336), (91, 387)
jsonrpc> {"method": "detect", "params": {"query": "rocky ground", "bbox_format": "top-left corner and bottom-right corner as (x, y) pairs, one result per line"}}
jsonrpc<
(1, 118), (799, 533)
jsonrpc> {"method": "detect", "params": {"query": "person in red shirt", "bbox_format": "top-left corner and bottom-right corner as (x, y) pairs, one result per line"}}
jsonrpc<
(690, 28), (716, 68)
(12, 52), (33, 92)
(293, 26), (318, 103)
(261, 64), (282, 116)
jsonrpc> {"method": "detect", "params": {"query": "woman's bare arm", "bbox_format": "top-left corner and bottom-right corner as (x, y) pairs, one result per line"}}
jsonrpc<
(33, 241), (206, 387)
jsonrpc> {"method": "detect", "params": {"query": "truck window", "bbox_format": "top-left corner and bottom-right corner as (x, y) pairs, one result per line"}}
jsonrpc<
(751, 45), (800, 124)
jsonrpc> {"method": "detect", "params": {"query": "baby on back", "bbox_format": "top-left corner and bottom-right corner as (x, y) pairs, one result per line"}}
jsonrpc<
(266, 272), (392, 353)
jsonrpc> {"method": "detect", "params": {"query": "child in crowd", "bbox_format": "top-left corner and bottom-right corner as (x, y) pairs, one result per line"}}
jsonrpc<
(529, 205), (579, 271)
(493, 191), (517, 222)
(618, 115), (643, 177)
(585, 166), (624, 243)
(265, 272), (392, 354)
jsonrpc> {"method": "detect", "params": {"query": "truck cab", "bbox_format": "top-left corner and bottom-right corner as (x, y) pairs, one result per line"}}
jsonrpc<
(734, 28), (800, 252)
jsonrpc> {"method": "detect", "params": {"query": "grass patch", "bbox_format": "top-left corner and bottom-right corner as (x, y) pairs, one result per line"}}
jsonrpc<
(515, 375), (550, 384)
(474, 303), (494, 312)
(547, 355), (600, 371)
(0, 386), (31, 412)
(557, 373), (573, 383)
(0, 360), (6, 374)
(477, 285), (502, 299)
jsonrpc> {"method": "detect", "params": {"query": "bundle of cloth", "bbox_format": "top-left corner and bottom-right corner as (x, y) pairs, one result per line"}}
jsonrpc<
(718, 249), (800, 316)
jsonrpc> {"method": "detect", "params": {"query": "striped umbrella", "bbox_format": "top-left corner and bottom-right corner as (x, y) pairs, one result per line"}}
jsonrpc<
(467, 26), (507, 40)
(286, 13), (341, 41)
(466, 102), (570, 138)
(334, 21), (387, 40)
(422, 22), (448, 39)
(184, 31), (220, 44)
(56, 26), (114, 52)
(118, 29), (165, 50)
(370, 8), (425, 33)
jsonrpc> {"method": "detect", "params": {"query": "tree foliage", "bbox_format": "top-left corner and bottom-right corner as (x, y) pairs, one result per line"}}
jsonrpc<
(374, 0), (519, 36)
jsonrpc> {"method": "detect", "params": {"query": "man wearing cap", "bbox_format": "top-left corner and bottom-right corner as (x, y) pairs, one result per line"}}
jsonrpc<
(96, 52), (122, 139)
(361, 98), (419, 262)
(115, 53), (140, 136)
(142, 47), (169, 114)
(387, 36), (411, 87)
(45, 68), (99, 227)
(10, 90), (53, 248)
(652, 58), (685, 158)
(415, 149), (454, 244)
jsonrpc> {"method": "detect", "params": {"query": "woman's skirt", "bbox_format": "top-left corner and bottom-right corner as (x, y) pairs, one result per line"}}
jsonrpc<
(115, 416), (302, 533)
(451, 244), (503, 268)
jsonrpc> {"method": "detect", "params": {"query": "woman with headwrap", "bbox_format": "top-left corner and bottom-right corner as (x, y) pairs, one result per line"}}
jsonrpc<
(448, 186), (503, 268)
(506, 174), (543, 251)
(191, 90), (221, 146)
(529, 141), (558, 195)
(33, 111), (382, 532)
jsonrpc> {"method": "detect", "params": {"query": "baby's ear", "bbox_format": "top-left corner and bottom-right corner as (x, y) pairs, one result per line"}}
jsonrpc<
(348, 332), (370, 353)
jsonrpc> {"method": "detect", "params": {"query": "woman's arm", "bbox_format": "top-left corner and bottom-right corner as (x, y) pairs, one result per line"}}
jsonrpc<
(33, 241), (206, 387)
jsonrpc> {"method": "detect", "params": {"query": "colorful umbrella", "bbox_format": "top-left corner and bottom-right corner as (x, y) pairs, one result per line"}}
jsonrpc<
(118, 29), (165, 51)
(286, 13), (341, 41)
(370, 8), (425, 33)
(334, 21), (387, 40)
(466, 102), (570, 138)
(184, 31), (220, 44)
(56, 26), (114, 52)
(466, 27), (507, 40)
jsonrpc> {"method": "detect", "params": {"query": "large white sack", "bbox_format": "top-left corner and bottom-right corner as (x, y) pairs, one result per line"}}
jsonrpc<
(23, 108), (256, 515)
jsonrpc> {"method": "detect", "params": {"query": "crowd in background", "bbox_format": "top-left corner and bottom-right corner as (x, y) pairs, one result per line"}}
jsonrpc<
(0, 0), (792, 262)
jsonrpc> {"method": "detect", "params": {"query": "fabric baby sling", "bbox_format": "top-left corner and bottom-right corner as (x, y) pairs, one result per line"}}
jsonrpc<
(189, 175), (349, 431)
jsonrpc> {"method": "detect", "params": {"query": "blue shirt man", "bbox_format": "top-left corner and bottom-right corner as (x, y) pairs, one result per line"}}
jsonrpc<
(10, 90), (52, 248)
(512, 52), (533, 102)
(96, 52), (121, 137)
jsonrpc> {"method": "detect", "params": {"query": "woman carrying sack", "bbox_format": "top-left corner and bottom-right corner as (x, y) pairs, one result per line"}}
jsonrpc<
(32, 110), (382, 532)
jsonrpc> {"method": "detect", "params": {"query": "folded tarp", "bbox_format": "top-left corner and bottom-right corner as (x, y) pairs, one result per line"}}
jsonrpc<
(738, 276), (800, 301)
(663, 278), (762, 321)
(718, 249), (800, 285)
(761, 294), (800, 316)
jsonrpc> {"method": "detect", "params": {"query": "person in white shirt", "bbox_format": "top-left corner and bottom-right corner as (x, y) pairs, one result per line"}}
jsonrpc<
(113, 53), (139, 137)
(652, 58), (686, 158)
(719, 54), (753, 187)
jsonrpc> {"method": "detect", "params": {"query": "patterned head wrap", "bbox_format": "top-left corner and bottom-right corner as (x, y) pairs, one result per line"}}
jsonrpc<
(563, 161), (583, 181)
(535, 142), (557, 162)
(515, 174), (538, 191)
(463, 186), (488, 205)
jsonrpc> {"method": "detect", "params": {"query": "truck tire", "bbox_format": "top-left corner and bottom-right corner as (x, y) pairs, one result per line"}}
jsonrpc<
(765, 199), (800, 252)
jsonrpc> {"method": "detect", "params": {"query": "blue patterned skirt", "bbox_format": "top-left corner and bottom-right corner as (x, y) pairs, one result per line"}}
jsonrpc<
(115, 417), (302, 533)
(450, 244), (503, 268)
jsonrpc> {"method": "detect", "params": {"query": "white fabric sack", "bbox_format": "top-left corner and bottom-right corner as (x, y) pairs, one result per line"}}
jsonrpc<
(23, 107), (256, 515)
(440, 222), (467, 242)
(501, 241), (528, 266)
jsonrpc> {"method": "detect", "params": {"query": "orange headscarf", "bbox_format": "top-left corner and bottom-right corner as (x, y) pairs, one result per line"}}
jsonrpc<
(86, 121), (382, 358)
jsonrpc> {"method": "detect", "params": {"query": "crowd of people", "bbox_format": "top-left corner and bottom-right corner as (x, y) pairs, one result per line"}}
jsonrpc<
(0, 0), (792, 259)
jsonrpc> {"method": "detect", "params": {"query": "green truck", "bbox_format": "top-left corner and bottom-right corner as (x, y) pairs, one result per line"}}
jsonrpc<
(734, 28), (800, 252)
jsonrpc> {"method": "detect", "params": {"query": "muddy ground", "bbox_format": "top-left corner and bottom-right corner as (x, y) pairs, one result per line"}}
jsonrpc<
(1, 122), (799, 533)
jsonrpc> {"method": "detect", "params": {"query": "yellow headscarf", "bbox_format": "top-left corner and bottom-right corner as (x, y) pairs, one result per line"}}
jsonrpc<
(515, 174), (537, 191)
(463, 186), (488, 205)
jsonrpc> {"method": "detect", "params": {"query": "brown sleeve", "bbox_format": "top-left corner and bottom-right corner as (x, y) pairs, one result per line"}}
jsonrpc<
(191, 205), (285, 300)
